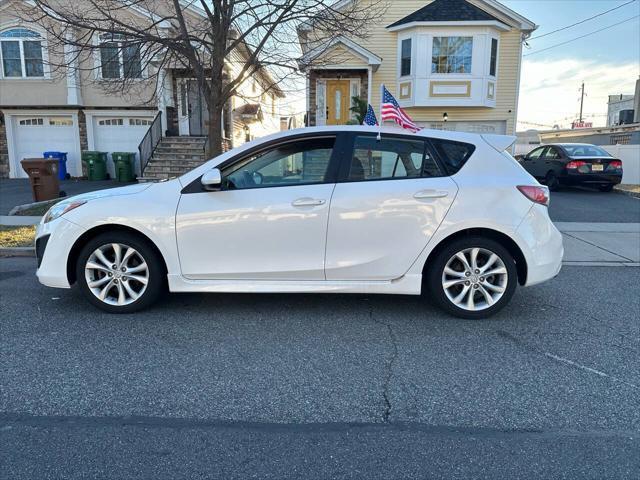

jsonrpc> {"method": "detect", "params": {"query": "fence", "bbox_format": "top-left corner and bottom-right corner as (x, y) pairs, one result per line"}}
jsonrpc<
(138, 111), (163, 177)
(601, 144), (640, 185)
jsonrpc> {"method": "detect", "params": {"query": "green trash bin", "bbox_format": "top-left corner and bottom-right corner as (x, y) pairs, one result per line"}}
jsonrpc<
(82, 151), (108, 181)
(112, 152), (136, 182)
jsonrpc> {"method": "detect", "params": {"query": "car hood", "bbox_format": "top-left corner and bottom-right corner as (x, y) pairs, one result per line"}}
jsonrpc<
(64, 183), (153, 203)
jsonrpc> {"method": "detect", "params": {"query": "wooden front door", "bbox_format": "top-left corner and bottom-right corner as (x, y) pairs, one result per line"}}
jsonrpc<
(326, 80), (351, 125)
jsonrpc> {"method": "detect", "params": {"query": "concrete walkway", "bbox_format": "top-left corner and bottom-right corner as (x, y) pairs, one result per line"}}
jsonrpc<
(555, 222), (640, 266)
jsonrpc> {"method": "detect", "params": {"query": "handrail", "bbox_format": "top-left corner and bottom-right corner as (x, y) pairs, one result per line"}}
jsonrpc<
(138, 111), (163, 178)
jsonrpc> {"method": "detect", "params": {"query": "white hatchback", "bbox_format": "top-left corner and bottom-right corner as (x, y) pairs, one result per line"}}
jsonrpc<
(35, 126), (563, 319)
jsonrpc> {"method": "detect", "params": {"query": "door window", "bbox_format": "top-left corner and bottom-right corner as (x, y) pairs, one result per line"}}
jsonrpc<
(223, 137), (335, 190)
(348, 135), (441, 181)
(527, 147), (546, 160)
(544, 147), (561, 159)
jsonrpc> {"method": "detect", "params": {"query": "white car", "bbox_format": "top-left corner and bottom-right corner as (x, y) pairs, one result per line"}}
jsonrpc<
(35, 126), (563, 319)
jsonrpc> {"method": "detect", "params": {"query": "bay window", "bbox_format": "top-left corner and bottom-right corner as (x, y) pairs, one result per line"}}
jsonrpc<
(0, 28), (45, 78)
(400, 38), (411, 76)
(489, 38), (498, 76)
(431, 36), (473, 74)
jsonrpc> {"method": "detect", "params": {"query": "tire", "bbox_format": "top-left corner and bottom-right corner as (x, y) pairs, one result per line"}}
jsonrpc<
(598, 184), (614, 192)
(426, 236), (518, 320)
(545, 171), (560, 191)
(76, 231), (165, 313)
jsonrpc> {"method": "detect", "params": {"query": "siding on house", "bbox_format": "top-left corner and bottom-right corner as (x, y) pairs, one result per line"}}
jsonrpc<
(303, 0), (529, 135)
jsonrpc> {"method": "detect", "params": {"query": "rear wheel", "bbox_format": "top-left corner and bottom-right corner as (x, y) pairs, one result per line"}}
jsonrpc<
(76, 231), (165, 313)
(598, 184), (614, 192)
(545, 171), (560, 191)
(426, 237), (518, 319)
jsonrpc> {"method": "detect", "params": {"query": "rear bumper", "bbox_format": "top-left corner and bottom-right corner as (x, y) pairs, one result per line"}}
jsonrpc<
(515, 204), (563, 287)
(560, 172), (622, 186)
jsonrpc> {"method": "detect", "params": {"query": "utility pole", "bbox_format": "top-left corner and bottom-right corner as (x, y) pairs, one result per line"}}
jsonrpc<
(579, 82), (585, 122)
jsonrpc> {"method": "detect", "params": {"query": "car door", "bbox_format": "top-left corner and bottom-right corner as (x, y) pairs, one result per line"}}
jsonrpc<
(325, 133), (458, 281)
(523, 146), (547, 179)
(541, 146), (563, 174)
(176, 135), (341, 280)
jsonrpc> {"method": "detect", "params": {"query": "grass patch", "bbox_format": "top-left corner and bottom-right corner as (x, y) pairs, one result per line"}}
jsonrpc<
(0, 225), (36, 248)
(13, 198), (63, 216)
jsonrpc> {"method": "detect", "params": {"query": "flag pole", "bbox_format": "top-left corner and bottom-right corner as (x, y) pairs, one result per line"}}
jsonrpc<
(377, 83), (383, 141)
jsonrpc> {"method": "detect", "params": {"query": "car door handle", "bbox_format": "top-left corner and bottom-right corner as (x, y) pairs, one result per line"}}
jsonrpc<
(414, 190), (449, 199)
(292, 198), (326, 207)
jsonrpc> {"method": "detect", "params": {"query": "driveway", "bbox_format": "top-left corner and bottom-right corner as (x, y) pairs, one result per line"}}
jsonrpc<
(1, 257), (639, 479)
(0, 178), (121, 215)
(548, 187), (640, 223)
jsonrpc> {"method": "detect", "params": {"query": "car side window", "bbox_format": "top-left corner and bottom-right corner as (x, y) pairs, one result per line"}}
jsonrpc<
(223, 137), (335, 190)
(348, 135), (441, 181)
(430, 139), (475, 175)
(527, 147), (546, 160)
(545, 147), (560, 160)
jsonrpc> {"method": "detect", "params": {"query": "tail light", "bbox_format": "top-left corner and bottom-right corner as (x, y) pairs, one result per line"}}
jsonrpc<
(609, 160), (622, 169)
(566, 160), (586, 170)
(517, 185), (550, 206)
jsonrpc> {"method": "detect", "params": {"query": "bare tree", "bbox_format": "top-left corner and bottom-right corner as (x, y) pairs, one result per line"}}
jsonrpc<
(19, 0), (386, 156)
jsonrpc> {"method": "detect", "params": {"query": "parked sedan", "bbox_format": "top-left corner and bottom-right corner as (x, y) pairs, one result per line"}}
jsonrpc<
(520, 143), (623, 191)
(34, 126), (563, 319)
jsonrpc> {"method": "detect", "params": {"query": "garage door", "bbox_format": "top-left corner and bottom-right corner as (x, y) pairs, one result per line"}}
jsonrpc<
(12, 115), (80, 179)
(92, 116), (154, 177)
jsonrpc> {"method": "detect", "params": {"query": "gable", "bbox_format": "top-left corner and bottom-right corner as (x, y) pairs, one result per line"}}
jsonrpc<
(388, 0), (501, 29)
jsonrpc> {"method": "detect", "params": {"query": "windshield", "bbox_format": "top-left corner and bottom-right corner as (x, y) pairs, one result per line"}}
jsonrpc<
(562, 145), (611, 157)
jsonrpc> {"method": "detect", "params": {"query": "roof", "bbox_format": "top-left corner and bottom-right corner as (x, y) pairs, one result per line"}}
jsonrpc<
(298, 36), (383, 71)
(388, 0), (500, 28)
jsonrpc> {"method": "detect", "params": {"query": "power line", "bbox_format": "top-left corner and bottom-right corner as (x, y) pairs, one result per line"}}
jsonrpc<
(524, 15), (640, 57)
(529, 0), (638, 40)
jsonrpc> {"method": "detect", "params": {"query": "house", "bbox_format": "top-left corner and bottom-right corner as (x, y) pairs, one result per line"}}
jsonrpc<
(298, 0), (536, 136)
(0, 0), (285, 179)
(607, 94), (635, 127)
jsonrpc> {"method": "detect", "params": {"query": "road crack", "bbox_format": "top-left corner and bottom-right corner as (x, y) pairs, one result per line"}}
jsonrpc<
(369, 306), (399, 423)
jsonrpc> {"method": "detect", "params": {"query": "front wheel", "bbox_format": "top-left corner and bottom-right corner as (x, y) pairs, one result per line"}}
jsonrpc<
(545, 171), (560, 191)
(76, 232), (165, 313)
(426, 237), (518, 319)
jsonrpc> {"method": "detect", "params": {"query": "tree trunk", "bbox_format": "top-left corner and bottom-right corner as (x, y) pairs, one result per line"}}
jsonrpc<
(207, 105), (224, 158)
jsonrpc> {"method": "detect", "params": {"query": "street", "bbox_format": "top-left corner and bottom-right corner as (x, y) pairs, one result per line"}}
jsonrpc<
(1, 250), (639, 478)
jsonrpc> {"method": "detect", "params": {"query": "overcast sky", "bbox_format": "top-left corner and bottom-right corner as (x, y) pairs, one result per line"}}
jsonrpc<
(502, 0), (640, 130)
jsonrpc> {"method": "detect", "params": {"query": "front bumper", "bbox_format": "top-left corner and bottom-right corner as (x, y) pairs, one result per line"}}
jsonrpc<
(35, 217), (86, 288)
(516, 204), (564, 287)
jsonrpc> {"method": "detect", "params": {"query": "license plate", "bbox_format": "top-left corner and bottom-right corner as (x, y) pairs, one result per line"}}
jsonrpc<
(591, 164), (604, 172)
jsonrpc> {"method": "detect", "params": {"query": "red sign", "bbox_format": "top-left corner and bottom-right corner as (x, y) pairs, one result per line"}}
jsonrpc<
(572, 121), (593, 129)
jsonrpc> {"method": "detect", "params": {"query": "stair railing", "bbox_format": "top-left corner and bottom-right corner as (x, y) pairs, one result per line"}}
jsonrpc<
(138, 111), (163, 178)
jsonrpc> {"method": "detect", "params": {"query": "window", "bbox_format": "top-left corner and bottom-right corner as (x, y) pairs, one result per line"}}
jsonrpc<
(527, 147), (546, 160)
(98, 118), (124, 126)
(432, 37), (473, 74)
(562, 145), (611, 157)
(223, 137), (335, 189)
(0, 28), (44, 78)
(544, 147), (560, 160)
(99, 34), (142, 79)
(489, 38), (498, 76)
(49, 118), (73, 126)
(430, 139), (475, 175)
(18, 118), (44, 125)
(349, 135), (441, 181)
(129, 118), (153, 126)
(401, 38), (411, 76)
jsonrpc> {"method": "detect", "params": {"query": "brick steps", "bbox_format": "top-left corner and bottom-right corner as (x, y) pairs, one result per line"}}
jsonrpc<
(143, 136), (208, 180)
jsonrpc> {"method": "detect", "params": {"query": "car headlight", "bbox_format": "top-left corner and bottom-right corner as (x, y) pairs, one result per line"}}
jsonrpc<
(42, 200), (87, 223)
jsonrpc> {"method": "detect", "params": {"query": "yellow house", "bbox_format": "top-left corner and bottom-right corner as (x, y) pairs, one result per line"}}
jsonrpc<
(298, 0), (536, 135)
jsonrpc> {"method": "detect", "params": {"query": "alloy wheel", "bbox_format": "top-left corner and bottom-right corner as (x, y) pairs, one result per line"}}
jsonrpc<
(441, 247), (508, 312)
(84, 243), (149, 306)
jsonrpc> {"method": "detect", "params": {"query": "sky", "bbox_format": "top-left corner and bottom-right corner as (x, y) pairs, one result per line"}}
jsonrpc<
(501, 0), (640, 130)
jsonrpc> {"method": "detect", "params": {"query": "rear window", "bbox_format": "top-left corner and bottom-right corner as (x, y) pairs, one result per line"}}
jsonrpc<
(430, 139), (475, 175)
(562, 145), (610, 157)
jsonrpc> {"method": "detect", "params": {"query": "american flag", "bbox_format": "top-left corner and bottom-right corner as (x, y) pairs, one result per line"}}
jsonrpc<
(380, 85), (420, 132)
(363, 104), (378, 126)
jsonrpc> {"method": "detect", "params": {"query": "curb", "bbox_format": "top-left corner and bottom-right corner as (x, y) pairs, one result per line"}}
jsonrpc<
(614, 186), (640, 199)
(0, 247), (35, 257)
(0, 216), (41, 226)
(8, 198), (60, 216)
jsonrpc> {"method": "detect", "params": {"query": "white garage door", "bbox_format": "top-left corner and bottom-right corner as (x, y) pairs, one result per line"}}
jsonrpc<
(12, 115), (80, 179)
(92, 116), (154, 177)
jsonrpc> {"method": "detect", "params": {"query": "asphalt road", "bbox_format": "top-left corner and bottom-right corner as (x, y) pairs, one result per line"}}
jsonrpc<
(1, 257), (639, 479)
(548, 187), (640, 223)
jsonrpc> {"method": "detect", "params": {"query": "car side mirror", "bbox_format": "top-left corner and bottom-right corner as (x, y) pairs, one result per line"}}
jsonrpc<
(201, 168), (222, 191)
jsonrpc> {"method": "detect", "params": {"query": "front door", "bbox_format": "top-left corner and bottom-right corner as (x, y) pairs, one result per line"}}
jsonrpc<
(176, 135), (340, 280)
(178, 79), (209, 136)
(325, 133), (458, 281)
(326, 80), (351, 125)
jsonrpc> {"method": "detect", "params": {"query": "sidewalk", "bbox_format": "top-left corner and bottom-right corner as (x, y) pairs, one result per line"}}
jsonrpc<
(555, 222), (640, 266)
